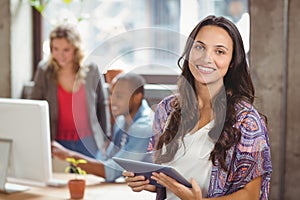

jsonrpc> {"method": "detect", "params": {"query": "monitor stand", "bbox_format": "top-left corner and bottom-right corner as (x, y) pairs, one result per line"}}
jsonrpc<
(0, 139), (29, 193)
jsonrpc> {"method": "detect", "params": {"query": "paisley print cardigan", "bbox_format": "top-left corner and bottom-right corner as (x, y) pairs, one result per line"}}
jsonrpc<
(149, 95), (272, 200)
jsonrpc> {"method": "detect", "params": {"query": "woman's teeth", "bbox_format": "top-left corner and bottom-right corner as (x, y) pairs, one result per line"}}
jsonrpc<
(196, 65), (214, 72)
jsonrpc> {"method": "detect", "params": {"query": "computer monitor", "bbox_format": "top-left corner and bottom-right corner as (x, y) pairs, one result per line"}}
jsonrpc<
(0, 98), (64, 187)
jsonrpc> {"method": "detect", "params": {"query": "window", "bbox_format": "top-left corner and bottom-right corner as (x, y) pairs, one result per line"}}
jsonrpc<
(40, 0), (249, 75)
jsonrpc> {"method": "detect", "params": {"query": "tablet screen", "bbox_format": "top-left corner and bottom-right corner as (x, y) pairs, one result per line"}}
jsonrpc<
(112, 157), (192, 188)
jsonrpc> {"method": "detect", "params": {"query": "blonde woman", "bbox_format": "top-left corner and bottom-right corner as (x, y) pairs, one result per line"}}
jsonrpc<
(31, 24), (110, 158)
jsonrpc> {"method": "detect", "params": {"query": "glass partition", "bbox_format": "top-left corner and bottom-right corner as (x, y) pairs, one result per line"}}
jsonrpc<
(41, 0), (249, 75)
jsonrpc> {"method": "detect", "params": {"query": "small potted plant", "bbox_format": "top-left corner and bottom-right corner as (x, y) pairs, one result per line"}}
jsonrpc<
(65, 157), (87, 199)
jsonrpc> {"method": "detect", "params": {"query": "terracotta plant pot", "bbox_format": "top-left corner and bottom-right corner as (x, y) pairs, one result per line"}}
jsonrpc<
(68, 179), (86, 199)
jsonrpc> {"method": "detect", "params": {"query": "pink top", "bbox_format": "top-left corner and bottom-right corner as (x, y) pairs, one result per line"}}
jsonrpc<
(56, 84), (92, 141)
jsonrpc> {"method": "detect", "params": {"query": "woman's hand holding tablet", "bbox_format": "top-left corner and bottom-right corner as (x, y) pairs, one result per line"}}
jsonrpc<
(112, 157), (192, 188)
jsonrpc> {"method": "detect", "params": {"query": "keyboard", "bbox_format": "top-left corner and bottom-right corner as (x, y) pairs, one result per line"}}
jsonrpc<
(46, 178), (68, 187)
(3, 182), (29, 193)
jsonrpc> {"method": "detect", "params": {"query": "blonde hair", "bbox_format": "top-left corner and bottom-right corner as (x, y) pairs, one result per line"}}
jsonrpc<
(48, 24), (86, 87)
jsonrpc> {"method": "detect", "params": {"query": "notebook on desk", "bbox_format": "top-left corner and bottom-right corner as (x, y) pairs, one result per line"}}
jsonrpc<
(0, 139), (29, 193)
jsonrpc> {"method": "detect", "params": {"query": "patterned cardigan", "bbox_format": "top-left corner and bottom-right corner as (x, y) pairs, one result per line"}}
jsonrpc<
(150, 95), (272, 200)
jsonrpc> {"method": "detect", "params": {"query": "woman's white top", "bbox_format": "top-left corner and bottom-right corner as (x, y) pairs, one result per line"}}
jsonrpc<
(162, 120), (215, 199)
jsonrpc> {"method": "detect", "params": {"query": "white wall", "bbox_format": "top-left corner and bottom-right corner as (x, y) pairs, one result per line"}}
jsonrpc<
(0, 0), (32, 98)
(10, 0), (33, 98)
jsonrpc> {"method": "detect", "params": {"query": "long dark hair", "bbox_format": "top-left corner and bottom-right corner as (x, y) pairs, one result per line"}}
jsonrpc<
(155, 15), (256, 171)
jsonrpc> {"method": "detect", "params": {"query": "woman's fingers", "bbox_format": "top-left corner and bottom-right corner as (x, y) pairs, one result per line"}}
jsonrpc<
(125, 174), (147, 183)
(191, 178), (202, 200)
(151, 172), (181, 190)
(122, 170), (134, 177)
(123, 170), (149, 191)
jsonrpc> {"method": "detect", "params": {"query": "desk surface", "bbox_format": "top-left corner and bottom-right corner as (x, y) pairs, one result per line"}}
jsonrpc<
(0, 173), (156, 200)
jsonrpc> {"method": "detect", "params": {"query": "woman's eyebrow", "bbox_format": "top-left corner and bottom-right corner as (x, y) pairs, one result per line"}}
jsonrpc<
(195, 40), (229, 51)
(194, 40), (207, 48)
(195, 40), (205, 45)
(215, 44), (229, 51)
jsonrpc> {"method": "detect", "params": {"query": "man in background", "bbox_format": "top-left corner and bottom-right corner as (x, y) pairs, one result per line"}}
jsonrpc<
(52, 72), (154, 182)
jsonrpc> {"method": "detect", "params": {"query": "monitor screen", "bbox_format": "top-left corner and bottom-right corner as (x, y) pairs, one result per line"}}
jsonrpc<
(0, 98), (52, 186)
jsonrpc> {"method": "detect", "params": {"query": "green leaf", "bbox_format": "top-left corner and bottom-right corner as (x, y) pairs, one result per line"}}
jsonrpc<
(77, 159), (87, 164)
(76, 167), (87, 175)
(63, 0), (72, 4)
(66, 157), (76, 165)
(28, 0), (49, 14)
(65, 157), (87, 175)
(65, 166), (71, 173)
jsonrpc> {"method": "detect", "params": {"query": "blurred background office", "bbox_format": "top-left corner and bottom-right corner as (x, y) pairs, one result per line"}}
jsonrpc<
(0, 0), (299, 200)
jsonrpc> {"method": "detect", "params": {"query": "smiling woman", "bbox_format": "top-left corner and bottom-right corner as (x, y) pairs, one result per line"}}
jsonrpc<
(123, 15), (272, 200)
(30, 24), (110, 160)
(189, 25), (233, 88)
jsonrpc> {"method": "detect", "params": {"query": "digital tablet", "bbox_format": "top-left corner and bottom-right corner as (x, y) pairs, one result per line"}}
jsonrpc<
(112, 157), (192, 188)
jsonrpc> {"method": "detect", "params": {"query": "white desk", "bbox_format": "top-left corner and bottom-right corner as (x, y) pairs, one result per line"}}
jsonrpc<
(0, 173), (156, 200)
